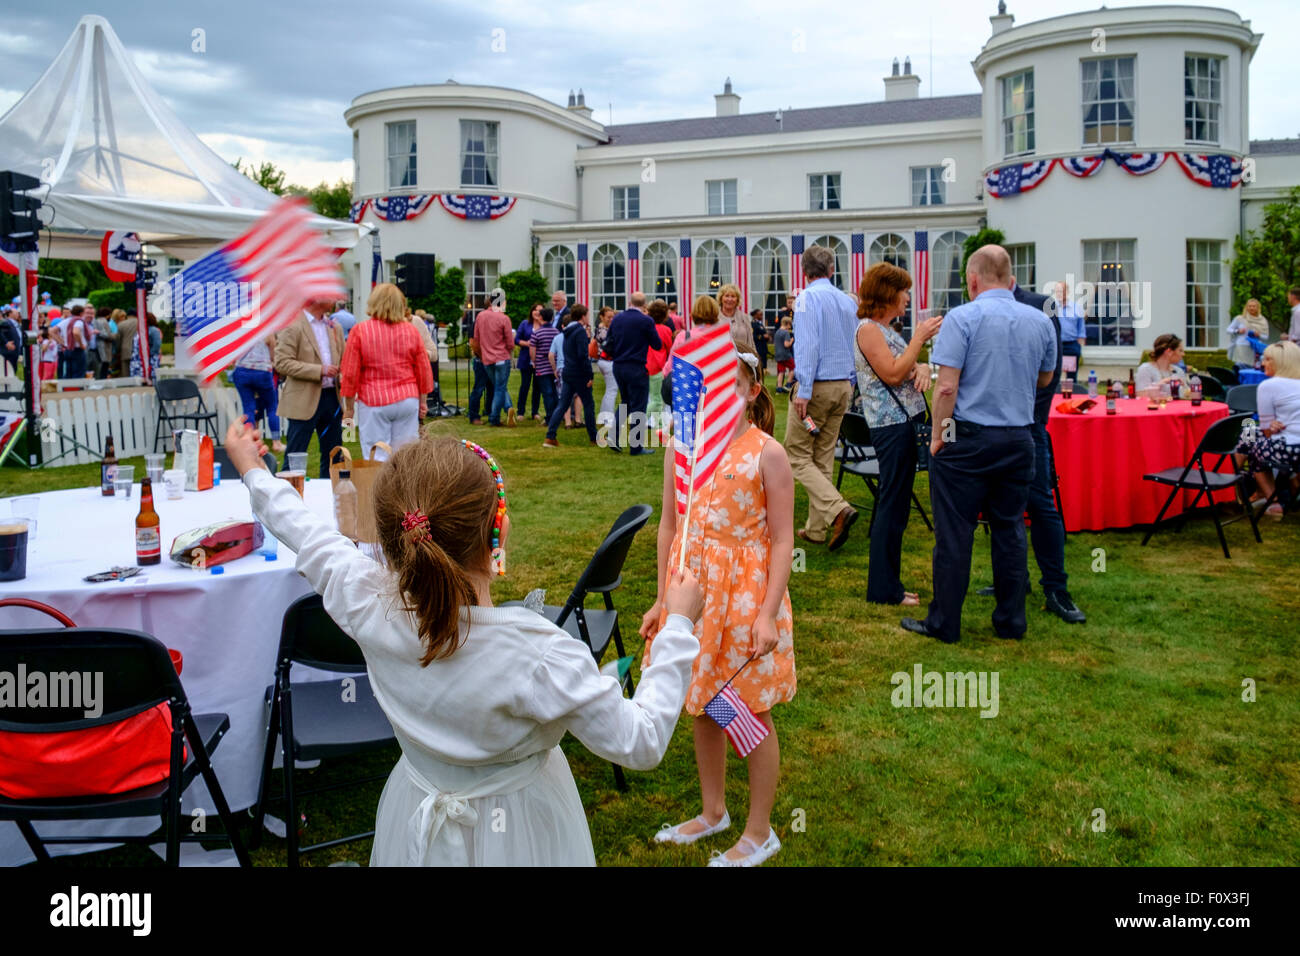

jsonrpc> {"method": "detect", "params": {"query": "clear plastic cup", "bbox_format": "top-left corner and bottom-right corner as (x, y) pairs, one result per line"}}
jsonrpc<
(9, 497), (38, 541)
(287, 452), (308, 475)
(114, 465), (136, 499)
(163, 469), (185, 499)
(145, 453), (165, 485)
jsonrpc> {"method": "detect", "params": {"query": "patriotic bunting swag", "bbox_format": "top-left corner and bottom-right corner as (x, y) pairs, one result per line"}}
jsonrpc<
(436, 194), (517, 220)
(987, 151), (1242, 197)
(984, 159), (1056, 198)
(371, 195), (435, 221)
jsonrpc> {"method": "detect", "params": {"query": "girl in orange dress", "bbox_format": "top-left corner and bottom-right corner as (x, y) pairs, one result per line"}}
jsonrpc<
(640, 343), (796, 867)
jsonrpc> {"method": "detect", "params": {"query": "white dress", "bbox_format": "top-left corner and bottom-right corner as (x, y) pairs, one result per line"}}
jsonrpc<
(244, 468), (700, 866)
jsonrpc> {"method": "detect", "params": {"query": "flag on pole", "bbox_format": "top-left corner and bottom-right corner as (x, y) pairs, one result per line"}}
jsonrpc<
(850, 234), (865, 293)
(679, 238), (693, 321)
(734, 237), (748, 308)
(577, 243), (589, 307)
(913, 230), (929, 313)
(704, 684), (769, 757)
(177, 197), (345, 385)
(790, 235), (804, 294)
(627, 240), (640, 296)
(670, 321), (744, 515)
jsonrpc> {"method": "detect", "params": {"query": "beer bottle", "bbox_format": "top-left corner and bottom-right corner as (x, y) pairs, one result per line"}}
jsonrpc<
(101, 434), (118, 497)
(1126, 368), (1136, 399)
(136, 477), (161, 565)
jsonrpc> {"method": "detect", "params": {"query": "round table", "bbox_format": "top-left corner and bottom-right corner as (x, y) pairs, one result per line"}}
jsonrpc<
(1046, 398), (1232, 532)
(1237, 368), (1267, 386)
(0, 475), (338, 865)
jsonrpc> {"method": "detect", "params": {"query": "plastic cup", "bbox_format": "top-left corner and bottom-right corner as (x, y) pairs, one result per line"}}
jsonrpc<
(114, 465), (135, 499)
(287, 452), (308, 475)
(164, 469), (185, 499)
(145, 453), (165, 485)
(9, 497), (38, 541)
(279, 470), (305, 497)
(0, 517), (31, 581)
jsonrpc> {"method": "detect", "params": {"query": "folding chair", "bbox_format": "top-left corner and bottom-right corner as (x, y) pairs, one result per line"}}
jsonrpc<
(1225, 384), (1257, 415)
(0, 609), (250, 867)
(213, 445), (278, 477)
(502, 504), (653, 791)
(250, 594), (395, 866)
(1196, 376), (1227, 402)
(1140, 412), (1262, 558)
(835, 412), (932, 533)
(153, 378), (219, 452)
(1205, 366), (1239, 388)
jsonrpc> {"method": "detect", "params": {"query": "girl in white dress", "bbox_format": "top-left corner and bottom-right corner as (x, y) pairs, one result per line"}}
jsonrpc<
(224, 422), (703, 866)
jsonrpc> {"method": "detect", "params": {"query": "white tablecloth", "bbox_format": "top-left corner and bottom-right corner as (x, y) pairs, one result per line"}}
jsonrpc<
(0, 476), (339, 865)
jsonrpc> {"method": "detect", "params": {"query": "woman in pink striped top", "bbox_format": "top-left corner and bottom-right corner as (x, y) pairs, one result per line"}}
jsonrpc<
(341, 283), (434, 461)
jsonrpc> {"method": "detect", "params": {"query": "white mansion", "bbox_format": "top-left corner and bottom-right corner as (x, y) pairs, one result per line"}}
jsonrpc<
(343, 3), (1300, 363)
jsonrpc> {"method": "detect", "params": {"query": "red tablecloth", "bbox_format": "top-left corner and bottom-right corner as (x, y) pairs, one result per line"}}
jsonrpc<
(1046, 398), (1232, 532)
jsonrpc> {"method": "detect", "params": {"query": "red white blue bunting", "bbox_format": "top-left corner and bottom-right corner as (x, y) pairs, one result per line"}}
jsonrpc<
(984, 160), (1057, 197)
(349, 200), (370, 223)
(1109, 151), (1167, 175)
(371, 195), (435, 222)
(1172, 153), (1244, 189)
(1059, 155), (1105, 177)
(437, 194), (517, 220)
(988, 150), (1241, 197)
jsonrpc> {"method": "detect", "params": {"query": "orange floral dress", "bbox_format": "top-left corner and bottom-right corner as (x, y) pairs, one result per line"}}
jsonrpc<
(645, 424), (796, 716)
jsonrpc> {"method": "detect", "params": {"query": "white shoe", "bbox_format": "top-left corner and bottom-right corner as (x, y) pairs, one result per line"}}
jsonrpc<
(707, 828), (781, 867)
(653, 811), (731, 845)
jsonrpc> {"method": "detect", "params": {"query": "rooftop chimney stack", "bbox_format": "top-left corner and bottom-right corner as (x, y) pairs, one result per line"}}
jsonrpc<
(567, 89), (576, 107)
(715, 77), (741, 117)
(884, 56), (921, 100)
(568, 87), (593, 119)
(991, 1), (1015, 35)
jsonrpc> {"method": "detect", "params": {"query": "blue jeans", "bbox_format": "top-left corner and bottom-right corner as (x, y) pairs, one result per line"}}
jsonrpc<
(468, 358), (495, 421)
(533, 374), (557, 423)
(1025, 422), (1068, 594)
(488, 361), (513, 423)
(231, 366), (281, 438)
(547, 378), (597, 442)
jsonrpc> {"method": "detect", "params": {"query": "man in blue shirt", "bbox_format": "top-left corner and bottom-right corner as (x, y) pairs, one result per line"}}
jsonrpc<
(330, 301), (357, 339)
(1052, 281), (1087, 362)
(604, 291), (664, 455)
(902, 245), (1056, 644)
(787, 244), (860, 549)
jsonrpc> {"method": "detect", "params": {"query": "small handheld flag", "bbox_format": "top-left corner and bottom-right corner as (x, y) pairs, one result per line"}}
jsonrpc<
(670, 321), (744, 516)
(704, 684), (769, 758)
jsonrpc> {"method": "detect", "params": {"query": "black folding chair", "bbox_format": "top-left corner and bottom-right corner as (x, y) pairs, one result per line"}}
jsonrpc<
(1197, 376), (1227, 402)
(503, 504), (653, 791)
(1140, 412), (1262, 558)
(1205, 366), (1239, 388)
(835, 412), (932, 533)
(0, 616), (250, 867)
(1225, 384), (1257, 415)
(249, 594), (395, 866)
(213, 445), (278, 477)
(153, 378), (219, 452)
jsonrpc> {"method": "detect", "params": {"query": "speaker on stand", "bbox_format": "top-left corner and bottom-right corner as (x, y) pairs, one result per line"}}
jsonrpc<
(394, 253), (459, 418)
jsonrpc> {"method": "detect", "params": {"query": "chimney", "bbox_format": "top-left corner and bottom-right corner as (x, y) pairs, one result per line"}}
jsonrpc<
(567, 89), (576, 107)
(991, 1), (1015, 35)
(884, 57), (921, 100)
(715, 77), (741, 117)
(568, 87), (593, 119)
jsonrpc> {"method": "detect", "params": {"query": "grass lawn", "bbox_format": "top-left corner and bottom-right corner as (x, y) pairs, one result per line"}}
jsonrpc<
(4, 360), (1298, 867)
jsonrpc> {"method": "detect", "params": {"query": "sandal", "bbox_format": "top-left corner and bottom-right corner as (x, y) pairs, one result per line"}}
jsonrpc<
(707, 828), (781, 867)
(653, 811), (731, 845)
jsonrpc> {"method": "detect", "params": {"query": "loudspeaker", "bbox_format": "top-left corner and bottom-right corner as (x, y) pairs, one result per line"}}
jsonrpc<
(394, 253), (437, 297)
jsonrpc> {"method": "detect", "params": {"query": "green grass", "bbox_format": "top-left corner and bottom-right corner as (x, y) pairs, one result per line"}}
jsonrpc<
(6, 360), (1298, 867)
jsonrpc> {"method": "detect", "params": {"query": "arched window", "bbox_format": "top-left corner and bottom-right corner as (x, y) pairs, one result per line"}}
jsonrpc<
(810, 235), (849, 291)
(542, 246), (575, 306)
(750, 237), (789, 321)
(641, 241), (677, 300)
(932, 231), (969, 313)
(591, 243), (626, 313)
(694, 239), (732, 303)
(870, 233), (912, 331)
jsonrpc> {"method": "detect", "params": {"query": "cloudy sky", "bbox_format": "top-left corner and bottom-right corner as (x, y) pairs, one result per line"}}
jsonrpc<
(6, 0), (1299, 186)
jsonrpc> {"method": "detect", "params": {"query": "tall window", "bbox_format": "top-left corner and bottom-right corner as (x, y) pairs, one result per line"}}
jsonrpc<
(809, 173), (841, 211)
(352, 131), (360, 189)
(869, 233), (912, 331)
(612, 186), (640, 220)
(1082, 239), (1137, 346)
(1082, 57), (1135, 146)
(641, 241), (677, 299)
(461, 260), (500, 314)
(1184, 56), (1222, 144)
(386, 121), (416, 189)
(591, 243), (626, 312)
(749, 237), (789, 321)
(460, 120), (499, 187)
(707, 179), (737, 216)
(543, 247), (575, 305)
(931, 231), (969, 313)
(1007, 243), (1037, 292)
(1186, 240), (1222, 348)
(1001, 69), (1035, 157)
(910, 167), (945, 206)
(694, 239), (733, 298)
(810, 235), (849, 291)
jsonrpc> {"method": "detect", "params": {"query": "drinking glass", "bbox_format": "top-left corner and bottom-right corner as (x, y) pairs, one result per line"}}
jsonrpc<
(287, 452), (308, 475)
(163, 469), (185, 499)
(0, 517), (31, 581)
(145, 453), (165, 485)
(114, 465), (136, 499)
(9, 497), (38, 541)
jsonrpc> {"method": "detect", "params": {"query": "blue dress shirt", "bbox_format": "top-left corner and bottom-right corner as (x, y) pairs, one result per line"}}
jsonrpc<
(792, 277), (858, 400)
(1057, 302), (1086, 343)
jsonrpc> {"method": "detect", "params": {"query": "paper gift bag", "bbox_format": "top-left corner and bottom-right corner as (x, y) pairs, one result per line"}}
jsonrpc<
(328, 443), (391, 543)
(179, 430), (214, 491)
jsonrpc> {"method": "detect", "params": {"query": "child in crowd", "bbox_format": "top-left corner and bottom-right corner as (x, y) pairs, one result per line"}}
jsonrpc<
(225, 422), (704, 866)
(773, 315), (795, 393)
(640, 345), (796, 867)
(38, 328), (58, 382)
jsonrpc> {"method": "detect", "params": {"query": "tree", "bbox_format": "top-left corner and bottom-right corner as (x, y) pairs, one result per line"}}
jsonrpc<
(232, 158), (288, 196)
(1229, 185), (1300, 338)
(302, 179), (353, 220)
(498, 269), (549, 326)
(0, 258), (108, 304)
(959, 227), (1007, 301)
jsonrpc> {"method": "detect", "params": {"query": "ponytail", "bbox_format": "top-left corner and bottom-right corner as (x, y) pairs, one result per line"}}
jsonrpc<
(397, 531), (475, 666)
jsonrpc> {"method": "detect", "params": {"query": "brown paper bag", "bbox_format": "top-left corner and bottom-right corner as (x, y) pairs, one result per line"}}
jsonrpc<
(328, 443), (391, 543)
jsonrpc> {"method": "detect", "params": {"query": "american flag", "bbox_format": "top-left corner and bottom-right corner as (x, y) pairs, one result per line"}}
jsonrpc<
(704, 684), (769, 757)
(627, 240), (640, 296)
(577, 243), (589, 307)
(913, 230), (929, 313)
(734, 237), (748, 309)
(850, 233), (865, 294)
(671, 321), (744, 515)
(679, 238), (692, 323)
(790, 235), (804, 294)
(178, 198), (344, 385)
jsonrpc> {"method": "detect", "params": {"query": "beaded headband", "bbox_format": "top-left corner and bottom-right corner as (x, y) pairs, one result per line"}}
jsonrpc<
(461, 440), (507, 576)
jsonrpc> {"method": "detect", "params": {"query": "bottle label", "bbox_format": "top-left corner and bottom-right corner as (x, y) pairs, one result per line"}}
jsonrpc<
(102, 463), (117, 490)
(136, 526), (161, 558)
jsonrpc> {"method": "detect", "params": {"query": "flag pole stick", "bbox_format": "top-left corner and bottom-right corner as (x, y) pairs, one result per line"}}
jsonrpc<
(676, 387), (705, 576)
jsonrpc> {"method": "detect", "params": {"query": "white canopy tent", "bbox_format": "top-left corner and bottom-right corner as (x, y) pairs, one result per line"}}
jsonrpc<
(0, 14), (369, 261)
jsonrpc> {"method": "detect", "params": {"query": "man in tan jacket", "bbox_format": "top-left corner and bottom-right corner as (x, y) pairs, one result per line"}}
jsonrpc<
(275, 299), (345, 477)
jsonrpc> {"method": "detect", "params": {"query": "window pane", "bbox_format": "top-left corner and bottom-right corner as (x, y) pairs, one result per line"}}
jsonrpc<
(1185, 239), (1222, 348)
(387, 121), (416, 189)
(694, 239), (732, 297)
(543, 247), (576, 305)
(1083, 57), (1136, 146)
(1082, 239), (1137, 345)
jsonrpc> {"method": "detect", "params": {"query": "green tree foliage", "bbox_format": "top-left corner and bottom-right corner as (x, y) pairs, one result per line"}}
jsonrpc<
(301, 180), (353, 220)
(232, 158), (288, 196)
(960, 227), (1007, 301)
(0, 258), (109, 304)
(498, 269), (548, 326)
(1229, 185), (1300, 338)
(87, 287), (135, 312)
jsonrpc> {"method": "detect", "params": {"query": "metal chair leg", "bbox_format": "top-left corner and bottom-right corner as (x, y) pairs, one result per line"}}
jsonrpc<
(15, 819), (50, 864)
(1141, 486), (1181, 546)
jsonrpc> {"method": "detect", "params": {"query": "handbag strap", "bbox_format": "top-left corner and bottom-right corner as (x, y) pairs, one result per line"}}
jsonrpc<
(860, 323), (927, 422)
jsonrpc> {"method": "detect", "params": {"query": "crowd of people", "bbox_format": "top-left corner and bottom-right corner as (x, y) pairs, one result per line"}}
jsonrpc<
(0, 293), (164, 382)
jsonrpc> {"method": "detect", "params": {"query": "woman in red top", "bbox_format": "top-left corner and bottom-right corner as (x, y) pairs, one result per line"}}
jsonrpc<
(340, 283), (433, 461)
(646, 299), (675, 428)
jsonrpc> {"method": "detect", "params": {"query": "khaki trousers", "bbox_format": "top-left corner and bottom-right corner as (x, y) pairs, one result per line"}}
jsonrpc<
(784, 379), (852, 541)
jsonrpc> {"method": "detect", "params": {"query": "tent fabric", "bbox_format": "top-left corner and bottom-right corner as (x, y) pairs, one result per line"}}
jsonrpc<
(0, 15), (368, 261)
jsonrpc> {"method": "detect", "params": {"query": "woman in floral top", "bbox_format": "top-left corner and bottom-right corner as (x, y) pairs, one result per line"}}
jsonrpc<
(854, 263), (943, 606)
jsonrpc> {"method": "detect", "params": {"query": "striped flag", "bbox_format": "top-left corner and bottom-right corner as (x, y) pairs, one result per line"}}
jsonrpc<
(790, 235), (804, 294)
(704, 685), (769, 757)
(577, 243), (589, 307)
(734, 237), (748, 309)
(627, 240), (640, 296)
(679, 238), (692, 322)
(670, 321), (744, 515)
(913, 230), (929, 313)
(850, 233), (865, 294)
(177, 198), (344, 385)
